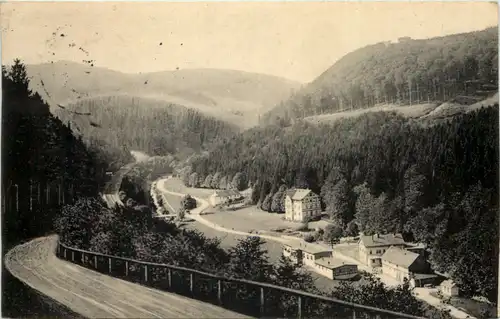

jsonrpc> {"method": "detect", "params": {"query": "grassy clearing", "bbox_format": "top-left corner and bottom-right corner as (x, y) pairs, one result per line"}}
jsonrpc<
(162, 178), (214, 199)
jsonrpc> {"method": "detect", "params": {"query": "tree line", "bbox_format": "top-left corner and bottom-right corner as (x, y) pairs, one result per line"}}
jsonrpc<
(2, 60), (110, 245)
(188, 106), (498, 301)
(53, 95), (239, 164)
(56, 195), (451, 318)
(262, 27), (498, 125)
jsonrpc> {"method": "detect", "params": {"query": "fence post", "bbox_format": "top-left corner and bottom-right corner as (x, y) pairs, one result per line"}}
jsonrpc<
(58, 244), (61, 257)
(108, 257), (112, 274)
(64, 248), (67, 259)
(297, 295), (303, 319)
(82, 252), (85, 264)
(144, 265), (148, 282)
(352, 309), (356, 319)
(71, 251), (75, 262)
(260, 287), (265, 317)
(94, 255), (98, 269)
(168, 269), (172, 288)
(217, 279), (223, 305)
(125, 261), (129, 277)
(190, 273), (194, 294)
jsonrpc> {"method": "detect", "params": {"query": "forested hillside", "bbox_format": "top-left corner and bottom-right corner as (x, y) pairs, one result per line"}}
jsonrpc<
(26, 61), (300, 128)
(262, 27), (498, 125)
(53, 95), (239, 161)
(187, 106), (498, 301)
(2, 60), (108, 245)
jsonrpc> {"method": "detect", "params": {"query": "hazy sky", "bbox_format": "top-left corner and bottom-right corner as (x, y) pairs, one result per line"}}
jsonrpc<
(1, 2), (498, 82)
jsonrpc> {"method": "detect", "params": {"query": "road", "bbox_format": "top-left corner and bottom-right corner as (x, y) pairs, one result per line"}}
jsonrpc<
(5, 235), (251, 318)
(155, 177), (302, 245)
(155, 177), (476, 319)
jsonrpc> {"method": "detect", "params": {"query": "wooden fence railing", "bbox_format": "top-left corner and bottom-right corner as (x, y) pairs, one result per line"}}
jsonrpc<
(56, 241), (424, 319)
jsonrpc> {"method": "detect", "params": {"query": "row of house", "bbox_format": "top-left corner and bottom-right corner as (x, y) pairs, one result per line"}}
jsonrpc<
(283, 242), (358, 280)
(358, 233), (457, 296)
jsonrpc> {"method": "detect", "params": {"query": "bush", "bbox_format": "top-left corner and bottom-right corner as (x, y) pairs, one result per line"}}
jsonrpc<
(295, 223), (310, 232)
(304, 234), (316, 242)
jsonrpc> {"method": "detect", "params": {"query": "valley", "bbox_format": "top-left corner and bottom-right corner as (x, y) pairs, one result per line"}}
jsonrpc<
(3, 4), (498, 319)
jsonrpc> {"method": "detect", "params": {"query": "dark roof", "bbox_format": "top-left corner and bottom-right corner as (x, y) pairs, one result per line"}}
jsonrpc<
(359, 233), (406, 248)
(413, 273), (439, 280)
(382, 247), (420, 268)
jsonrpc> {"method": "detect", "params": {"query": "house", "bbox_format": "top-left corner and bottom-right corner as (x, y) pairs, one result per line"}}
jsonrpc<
(284, 188), (321, 222)
(440, 280), (459, 297)
(358, 233), (406, 267)
(314, 257), (358, 280)
(381, 246), (430, 284)
(209, 189), (242, 207)
(282, 242), (331, 267)
(283, 243), (303, 265)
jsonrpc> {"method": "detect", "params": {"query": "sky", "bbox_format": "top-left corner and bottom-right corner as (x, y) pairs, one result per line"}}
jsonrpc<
(1, 2), (498, 83)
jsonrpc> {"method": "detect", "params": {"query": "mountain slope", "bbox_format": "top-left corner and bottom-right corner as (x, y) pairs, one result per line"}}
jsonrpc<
(26, 61), (301, 128)
(53, 95), (239, 159)
(262, 26), (498, 125)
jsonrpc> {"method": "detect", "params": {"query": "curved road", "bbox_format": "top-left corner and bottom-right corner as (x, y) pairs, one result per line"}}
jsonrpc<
(155, 178), (476, 319)
(5, 236), (250, 318)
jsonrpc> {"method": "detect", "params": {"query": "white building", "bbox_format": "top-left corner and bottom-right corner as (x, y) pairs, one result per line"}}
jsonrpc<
(314, 257), (358, 280)
(381, 246), (430, 284)
(358, 233), (406, 267)
(209, 189), (242, 207)
(284, 189), (321, 222)
(440, 280), (459, 297)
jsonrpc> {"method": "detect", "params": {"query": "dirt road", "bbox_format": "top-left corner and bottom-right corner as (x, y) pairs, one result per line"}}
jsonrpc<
(5, 236), (251, 318)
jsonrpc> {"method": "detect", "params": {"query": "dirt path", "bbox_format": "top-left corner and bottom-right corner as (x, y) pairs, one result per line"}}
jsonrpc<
(5, 236), (251, 318)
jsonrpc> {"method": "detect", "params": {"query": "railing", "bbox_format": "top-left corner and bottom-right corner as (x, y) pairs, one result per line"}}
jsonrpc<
(56, 241), (424, 319)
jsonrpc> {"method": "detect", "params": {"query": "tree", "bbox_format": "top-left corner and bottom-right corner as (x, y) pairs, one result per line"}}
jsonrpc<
(180, 194), (197, 210)
(211, 172), (222, 189)
(267, 255), (317, 316)
(219, 175), (228, 190)
(353, 183), (375, 233)
(323, 224), (343, 246)
(250, 180), (261, 205)
(203, 174), (213, 188)
(271, 185), (287, 213)
(227, 236), (271, 281)
(189, 172), (200, 187)
(403, 165), (427, 215)
(329, 275), (430, 317)
(261, 192), (273, 212)
(231, 172), (247, 191)
(344, 220), (359, 237)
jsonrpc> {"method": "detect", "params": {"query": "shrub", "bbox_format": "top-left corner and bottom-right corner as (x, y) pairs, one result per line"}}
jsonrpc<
(304, 234), (316, 242)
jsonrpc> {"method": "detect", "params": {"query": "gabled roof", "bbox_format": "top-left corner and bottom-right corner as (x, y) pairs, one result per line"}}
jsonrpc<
(214, 189), (241, 198)
(382, 246), (420, 269)
(315, 257), (357, 270)
(359, 233), (406, 248)
(285, 188), (315, 201)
